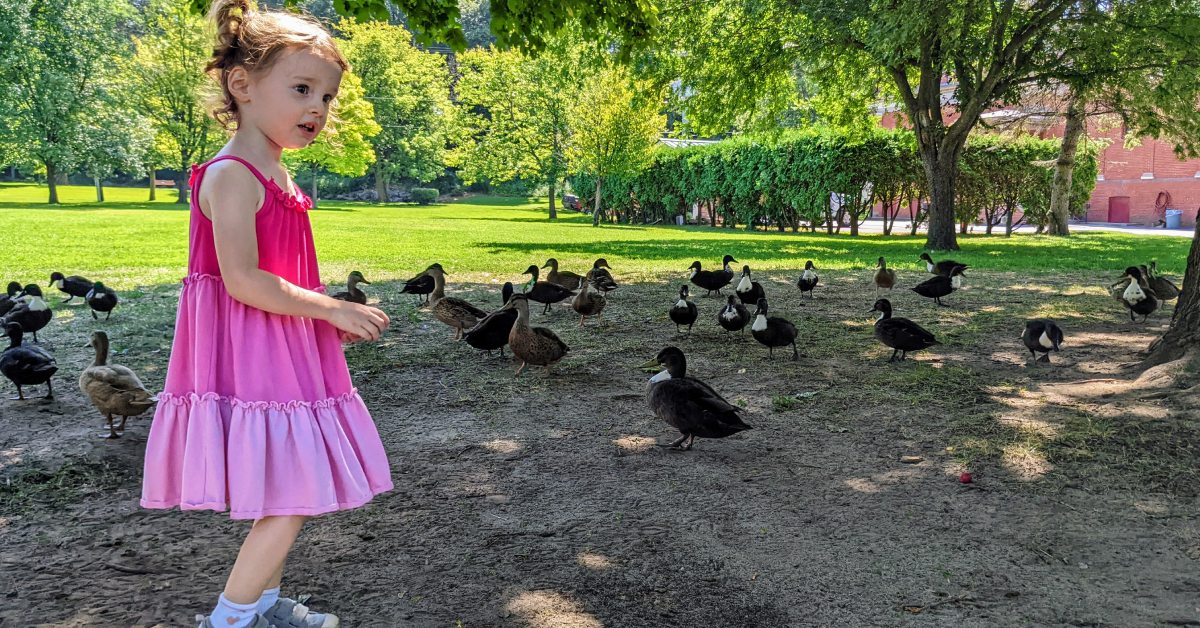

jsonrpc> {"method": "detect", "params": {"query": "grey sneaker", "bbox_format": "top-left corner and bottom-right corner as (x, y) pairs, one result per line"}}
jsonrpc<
(261, 597), (340, 628)
(195, 613), (271, 628)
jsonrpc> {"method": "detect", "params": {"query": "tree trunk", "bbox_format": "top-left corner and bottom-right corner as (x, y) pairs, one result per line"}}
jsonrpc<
(1146, 209), (1200, 366)
(1005, 206), (1014, 237)
(547, 178), (557, 220)
(709, 200), (717, 227)
(309, 164), (319, 208)
(375, 163), (388, 203)
(176, 176), (189, 205)
(1048, 93), (1086, 236)
(591, 177), (603, 226)
(920, 147), (962, 250)
(46, 161), (59, 205)
(94, 176), (104, 203)
(148, 167), (156, 201)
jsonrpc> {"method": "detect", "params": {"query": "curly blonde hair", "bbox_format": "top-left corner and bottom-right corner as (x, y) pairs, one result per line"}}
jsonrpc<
(206, 0), (348, 130)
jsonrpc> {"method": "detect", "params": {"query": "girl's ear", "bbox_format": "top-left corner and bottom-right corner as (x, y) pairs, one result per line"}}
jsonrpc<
(227, 66), (252, 104)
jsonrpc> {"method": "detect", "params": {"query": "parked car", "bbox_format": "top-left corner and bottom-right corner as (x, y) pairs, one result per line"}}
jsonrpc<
(562, 194), (583, 211)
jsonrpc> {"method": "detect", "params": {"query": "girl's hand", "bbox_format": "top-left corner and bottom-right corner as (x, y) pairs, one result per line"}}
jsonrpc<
(339, 330), (363, 344)
(330, 301), (390, 342)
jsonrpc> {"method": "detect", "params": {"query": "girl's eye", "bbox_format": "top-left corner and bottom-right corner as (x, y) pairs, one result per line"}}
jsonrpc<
(294, 84), (309, 95)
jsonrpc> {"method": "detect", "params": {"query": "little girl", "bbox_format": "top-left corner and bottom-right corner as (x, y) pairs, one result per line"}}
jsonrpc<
(139, 2), (393, 626)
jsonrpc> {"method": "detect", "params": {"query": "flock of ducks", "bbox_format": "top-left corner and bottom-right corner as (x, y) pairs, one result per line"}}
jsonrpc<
(0, 253), (1182, 450)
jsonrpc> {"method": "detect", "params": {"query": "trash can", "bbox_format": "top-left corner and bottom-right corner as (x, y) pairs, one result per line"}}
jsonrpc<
(1165, 209), (1183, 229)
(675, 215), (685, 226)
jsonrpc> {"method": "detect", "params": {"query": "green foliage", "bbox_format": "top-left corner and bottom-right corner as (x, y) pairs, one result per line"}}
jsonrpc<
(339, 20), (455, 186)
(410, 186), (439, 204)
(0, 0), (137, 200)
(285, 70), (381, 177)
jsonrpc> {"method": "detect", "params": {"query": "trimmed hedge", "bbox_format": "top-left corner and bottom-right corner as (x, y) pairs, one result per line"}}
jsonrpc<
(569, 128), (1097, 234)
(411, 187), (439, 205)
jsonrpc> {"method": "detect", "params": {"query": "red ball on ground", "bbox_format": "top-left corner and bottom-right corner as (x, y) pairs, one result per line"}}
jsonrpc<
(959, 472), (973, 484)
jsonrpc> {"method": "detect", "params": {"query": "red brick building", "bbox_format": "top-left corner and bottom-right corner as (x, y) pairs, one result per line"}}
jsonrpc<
(879, 105), (1200, 228)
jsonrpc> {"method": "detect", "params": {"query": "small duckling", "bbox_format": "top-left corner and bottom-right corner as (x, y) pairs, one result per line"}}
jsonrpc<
(1022, 319), (1064, 364)
(331, 271), (370, 305)
(717, 294), (750, 334)
(640, 346), (751, 450)
(669, 285), (698, 334)
(873, 257), (896, 292)
(85, 282), (119, 320)
(0, 322), (57, 400)
(751, 298), (798, 360)
(79, 331), (156, 438)
(796, 261), (819, 298)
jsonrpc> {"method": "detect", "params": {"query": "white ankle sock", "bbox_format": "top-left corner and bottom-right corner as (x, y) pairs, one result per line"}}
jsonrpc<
(256, 587), (281, 615)
(211, 593), (260, 627)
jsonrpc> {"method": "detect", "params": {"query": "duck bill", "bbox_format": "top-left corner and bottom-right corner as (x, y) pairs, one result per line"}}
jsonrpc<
(637, 357), (660, 371)
(359, 279), (371, 284)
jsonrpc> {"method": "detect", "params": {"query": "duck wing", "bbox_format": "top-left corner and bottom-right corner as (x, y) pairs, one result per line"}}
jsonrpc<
(532, 326), (570, 353)
(877, 317), (938, 348)
(441, 297), (488, 319)
(912, 275), (950, 297)
(401, 274), (434, 294)
(650, 378), (751, 437)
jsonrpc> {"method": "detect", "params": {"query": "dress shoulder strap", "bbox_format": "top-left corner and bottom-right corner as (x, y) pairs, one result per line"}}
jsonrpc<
(198, 155), (272, 187)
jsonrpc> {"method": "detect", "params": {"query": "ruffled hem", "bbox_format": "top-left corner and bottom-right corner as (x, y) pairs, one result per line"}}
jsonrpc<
(141, 388), (393, 520)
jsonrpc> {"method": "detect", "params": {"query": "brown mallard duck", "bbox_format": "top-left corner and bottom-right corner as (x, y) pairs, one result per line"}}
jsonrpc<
(1147, 261), (1180, 302)
(426, 265), (488, 339)
(331, 271), (370, 305)
(571, 270), (607, 327)
(503, 294), (569, 377)
(873, 257), (896, 292)
(79, 331), (156, 438)
(543, 258), (583, 291)
(589, 258), (619, 295)
(522, 265), (575, 314)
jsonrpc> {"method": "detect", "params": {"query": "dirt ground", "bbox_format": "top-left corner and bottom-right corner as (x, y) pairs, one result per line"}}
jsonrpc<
(1, 266), (1198, 627)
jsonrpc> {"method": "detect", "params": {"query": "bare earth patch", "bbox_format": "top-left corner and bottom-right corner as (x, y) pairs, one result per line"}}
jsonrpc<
(1, 268), (1197, 626)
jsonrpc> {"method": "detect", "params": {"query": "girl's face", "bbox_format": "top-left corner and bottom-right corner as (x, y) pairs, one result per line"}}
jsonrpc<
(239, 48), (342, 150)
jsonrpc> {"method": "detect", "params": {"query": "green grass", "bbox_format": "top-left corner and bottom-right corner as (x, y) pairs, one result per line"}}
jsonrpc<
(0, 182), (1190, 290)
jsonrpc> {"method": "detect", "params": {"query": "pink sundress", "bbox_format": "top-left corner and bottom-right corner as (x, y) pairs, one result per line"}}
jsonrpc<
(140, 155), (393, 519)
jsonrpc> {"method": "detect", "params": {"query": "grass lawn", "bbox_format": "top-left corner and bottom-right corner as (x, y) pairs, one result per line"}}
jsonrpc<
(0, 182), (1191, 291)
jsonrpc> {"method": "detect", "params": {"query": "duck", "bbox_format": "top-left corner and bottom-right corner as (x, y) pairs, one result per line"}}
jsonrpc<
(688, 255), (737, 297)
(919, 253), (968, 277)
(1, 284), (53, 342)
(912, 266), (966, 306)
(503, 294), (570, 377)
(868, 298), (939, 362)
(640, 346), (752, 450)
(543, 258), (583, 291)
(1022, 319), (1064, 364)
(716, 294), (750, 334)
(425, 264), (488, 339)
(48, 272), (94, 304)
(796, 260), (819, 298)
(463, 282), (518, 356)
(79, 331), (157, 438)
(589, 258), (619, 295)
(400, 264), (439, 305)
(571, 271), (607, 327)
(751, 298), (798, 360)
(85, 281), (119, 320)
(0, 281), (23, 317)
(331, 270), (370, 305)
(1147, 261), (1180, 302)
(669, 285), (698, 334)
(1119, 266), (1159, 322)
(0, 322), (57, 400)
(735, 265), (765, 305)
(521, 265), (575, 314)
(873, 257), (896, 292)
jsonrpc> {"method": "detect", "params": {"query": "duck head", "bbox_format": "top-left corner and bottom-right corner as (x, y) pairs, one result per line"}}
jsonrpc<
(741, 265), (752, 277)
(48, 271), (65, 288)
(688, 260), (702, 277)
(5, 281), (20, 297)
(541, 258), (559, 270)
(751, 298), (769, 330)
(425, 263), (446, 277)
(500, 293), (531, 318)
(877, 257), (887, 268)
(804, 260), (816, 270)
(676, 285), (690, 306)
(21, 284), (43, 299)
(640, 346), (687, 382)
(722, 254), (737, 271)
(949, 266), (966, 289)
(86, 330), (111, 363)
(869, 298), (893, 320)
(86, 281), (109, 299)
(3, 321), (23, 346)
(919, 253), (934, 263)
(593, 258), (612, 270)
(501, 282), (514, 304)
(347, 271), (370, 285)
